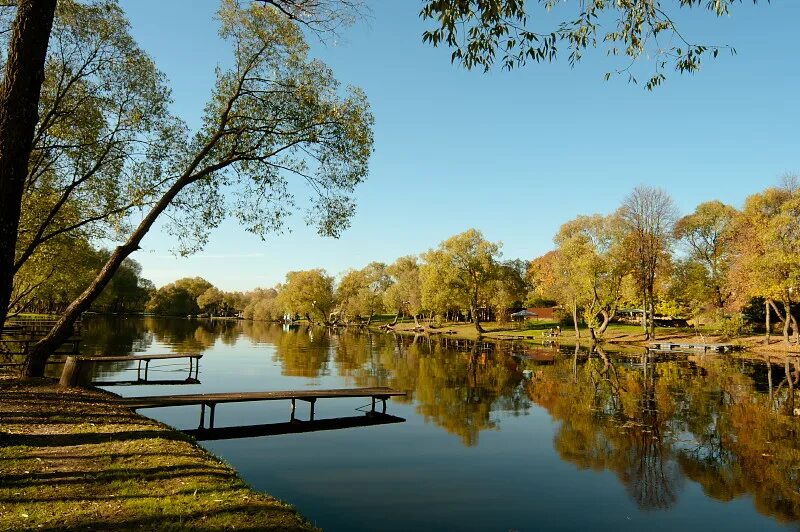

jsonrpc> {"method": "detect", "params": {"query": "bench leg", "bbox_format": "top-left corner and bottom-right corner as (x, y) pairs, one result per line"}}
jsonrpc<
(309, 399), (316, 421)
(199, 403), (206, 429)
(209, 403), (216, 429)
(145, 360), (150, 381)
(290, 398), (296, 421)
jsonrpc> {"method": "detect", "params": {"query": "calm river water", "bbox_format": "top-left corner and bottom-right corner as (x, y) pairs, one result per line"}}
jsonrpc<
(70, 316), (800, 531)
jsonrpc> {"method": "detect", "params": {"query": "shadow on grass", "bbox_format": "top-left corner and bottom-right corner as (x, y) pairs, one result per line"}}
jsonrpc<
(34, 503), (305, 531)
(2, 462), (233, 486)
(0, 428), (191, 447)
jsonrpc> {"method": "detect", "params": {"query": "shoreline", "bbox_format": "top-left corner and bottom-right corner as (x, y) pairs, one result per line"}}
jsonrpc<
(0, 377), (315, 531)
(366, 320), (800, 360)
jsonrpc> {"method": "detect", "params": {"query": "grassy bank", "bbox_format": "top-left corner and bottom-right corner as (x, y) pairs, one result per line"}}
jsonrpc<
(0, 377), (315, 531)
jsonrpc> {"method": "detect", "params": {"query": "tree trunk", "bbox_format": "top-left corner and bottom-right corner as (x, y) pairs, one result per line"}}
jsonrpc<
(366, 312), (373, 326)
(572, 300), (580, 340)
(471, 283), (484, 335)
(472, 306), (483, 334)
(765, 299), (771, 345)
(0, 0), (58, 333)
(648, 287), (656, 340)
(23, 166), (208, 376)
(641, 290), (647, 337)
(390, 311), (399, 326)
(783, 298), (792, 345)
(597, 309), (612, 336)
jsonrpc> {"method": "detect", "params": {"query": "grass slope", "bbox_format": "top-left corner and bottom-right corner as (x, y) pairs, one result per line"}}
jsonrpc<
(0, 378), (316, 531)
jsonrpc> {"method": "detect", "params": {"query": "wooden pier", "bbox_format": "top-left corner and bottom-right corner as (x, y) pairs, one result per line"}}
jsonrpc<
(59, 353), (202, 387)
(119, 386), (406, 429)
(648, 342), (741, 353)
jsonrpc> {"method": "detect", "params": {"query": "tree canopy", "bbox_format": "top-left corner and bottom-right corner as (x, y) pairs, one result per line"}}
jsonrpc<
(421, 229), (502, 334)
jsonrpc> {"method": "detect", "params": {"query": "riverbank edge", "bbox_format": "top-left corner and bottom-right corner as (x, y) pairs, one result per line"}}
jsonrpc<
(366, 321), (800, 360)
(0, 377), (317, 531)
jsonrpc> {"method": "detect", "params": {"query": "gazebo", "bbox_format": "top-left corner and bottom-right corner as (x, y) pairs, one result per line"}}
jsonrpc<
(510, 310), (538, 322)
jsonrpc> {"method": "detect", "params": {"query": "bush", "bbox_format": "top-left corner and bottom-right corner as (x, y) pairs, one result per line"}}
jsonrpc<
(714, 313), (749, 339)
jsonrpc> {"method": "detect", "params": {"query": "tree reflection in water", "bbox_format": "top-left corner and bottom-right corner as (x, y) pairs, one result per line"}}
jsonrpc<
(528, 343), (800, 521)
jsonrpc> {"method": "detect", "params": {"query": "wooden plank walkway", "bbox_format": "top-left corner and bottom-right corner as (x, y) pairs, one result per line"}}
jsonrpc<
(60, 353), (202, 386)
(648, 342), (741, 353)
(78, 353), (202, 363)
(91, 377), (201, 387)
(119, 386), (406, 429)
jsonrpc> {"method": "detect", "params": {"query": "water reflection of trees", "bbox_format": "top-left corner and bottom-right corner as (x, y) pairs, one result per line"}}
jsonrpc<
(143, 317), (239, 353)
(81, 316), (152, 356)
(259, 329), (531, 446)
(329, 333), (531, 446)
(528, 345), (800, 522)
(87, 317), (800, 522)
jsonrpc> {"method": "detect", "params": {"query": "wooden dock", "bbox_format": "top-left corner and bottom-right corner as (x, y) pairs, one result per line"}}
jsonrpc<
(91, 377), (201, 387)
(648, 342), (741, 353)
(60, 353), (202, 386)
(119, 386), (406, 429)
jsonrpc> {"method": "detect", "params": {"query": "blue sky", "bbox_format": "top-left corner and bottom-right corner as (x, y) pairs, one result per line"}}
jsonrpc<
(118, 0), (799, 291)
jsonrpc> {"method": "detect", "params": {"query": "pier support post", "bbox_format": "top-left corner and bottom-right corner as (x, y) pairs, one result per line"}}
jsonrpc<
(199, 403), (206, 429)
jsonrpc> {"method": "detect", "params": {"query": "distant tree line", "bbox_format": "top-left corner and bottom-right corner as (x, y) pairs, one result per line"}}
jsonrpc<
(145, 228), (533, 333)
(145, 179), (800, 346)
(532, 179), (800, 344)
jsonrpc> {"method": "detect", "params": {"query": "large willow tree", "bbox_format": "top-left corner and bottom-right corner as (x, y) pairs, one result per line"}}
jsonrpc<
(23, 0), (373, 376)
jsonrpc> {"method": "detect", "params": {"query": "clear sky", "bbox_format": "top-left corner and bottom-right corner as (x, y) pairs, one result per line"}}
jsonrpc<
(117, 0), (799, 291)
